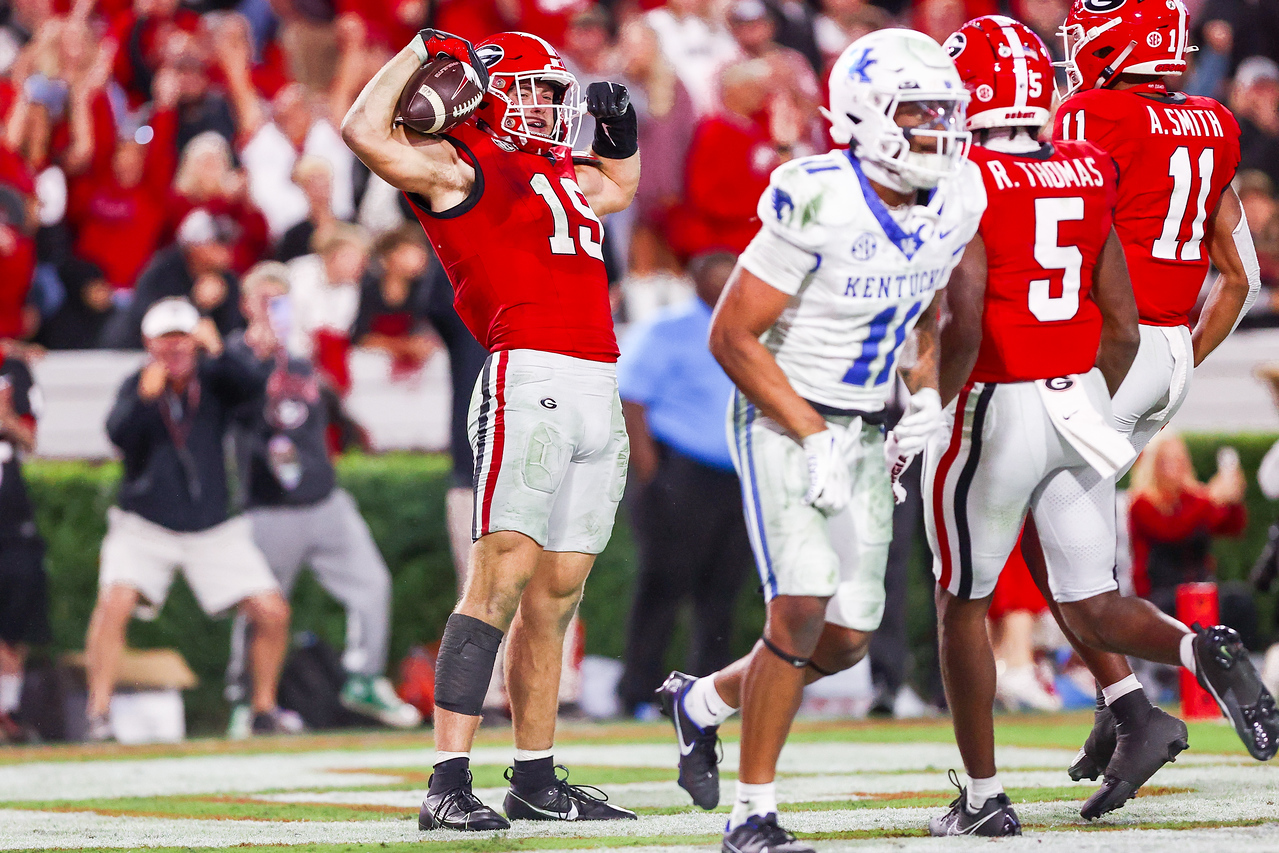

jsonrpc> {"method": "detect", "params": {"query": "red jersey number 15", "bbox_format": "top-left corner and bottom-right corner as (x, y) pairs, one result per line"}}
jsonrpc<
(530, 174), (605, 260)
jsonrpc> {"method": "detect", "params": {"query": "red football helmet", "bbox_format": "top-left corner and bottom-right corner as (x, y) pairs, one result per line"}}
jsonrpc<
(472, 32), (583, 156)
(1059, 0), (1190, 98)
(944, 16), (1054, 132)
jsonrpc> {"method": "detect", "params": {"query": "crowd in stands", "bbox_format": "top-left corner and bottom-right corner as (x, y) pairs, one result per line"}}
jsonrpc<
(1, 0), (1279, 381)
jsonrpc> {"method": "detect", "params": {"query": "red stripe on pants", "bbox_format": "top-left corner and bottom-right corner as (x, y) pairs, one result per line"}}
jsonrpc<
(480, 351), (508, 536)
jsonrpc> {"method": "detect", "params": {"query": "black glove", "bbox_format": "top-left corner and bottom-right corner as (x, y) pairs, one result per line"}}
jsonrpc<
(410, 29), (490, 92)
(586, 81), (630, 119)
(584, 81), (638, 159)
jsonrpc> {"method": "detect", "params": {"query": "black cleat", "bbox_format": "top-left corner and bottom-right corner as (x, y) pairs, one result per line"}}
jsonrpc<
(418, 771), (511, 831)
(1193, 624), (1279, 761)
(657, 670), (723, 810)
(503, 765), (637, 821)
(928, 771), (1022, 837)
(1080, 705), (1188, 820)
(722, 813), (814, 853)
(1069, 701), (1116, 782)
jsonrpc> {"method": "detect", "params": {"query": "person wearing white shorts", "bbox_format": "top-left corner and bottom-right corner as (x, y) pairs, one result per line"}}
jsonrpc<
(468, 349), (629, 555)
(83, 298), (293, 741)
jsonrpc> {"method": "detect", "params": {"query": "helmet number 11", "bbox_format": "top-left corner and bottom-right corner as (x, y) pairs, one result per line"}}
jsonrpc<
(530, 173), (604, 260)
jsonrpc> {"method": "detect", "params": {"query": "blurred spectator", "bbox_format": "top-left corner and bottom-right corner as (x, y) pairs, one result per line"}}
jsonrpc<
(65, 72), (178, 291)
(105, 208), (244, 349)
(727, 0), (823, 149)
(1014, 0), (1069, 64)
(86, 298), (295, 740)
(0, 347), (47, 743)
(274, 155), (339, 263)
(37, 257), (115, 349)
(285, 222), (368, 393)
(161, 30), (238, 154)
(224, 262), (421, 734)
(352, 225), (437, 379)
(216, 15), (354, 241)
(1233, 170), (1279, 306)
(989, 544), (1060, 712)
(913, 0), (988, 46)
(615, 18), (696, 275)
(814, 0), (890, 71)
(0, 165), (35, 341)
(1231, 56), (1279, 190)
(561, 6), (621, 144)
(1250, 364), (1279, 593)
(645, 0), (741, 115)
(1187, 16), (1235, 98)
(761, 0), (823, 74)
(616, 252), (751, 713)
(1195, 0), (1279, 73)
(669, 60), (798, 259)
(1128, 432), (1248, 620)
(107, 0), (202, 109)
(168, 131), (269, 274)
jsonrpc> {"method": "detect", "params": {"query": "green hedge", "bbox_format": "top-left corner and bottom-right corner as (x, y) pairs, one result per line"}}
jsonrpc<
(28, 434), (1279, 734)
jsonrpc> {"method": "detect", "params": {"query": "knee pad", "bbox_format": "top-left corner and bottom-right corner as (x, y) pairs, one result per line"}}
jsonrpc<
(434, 614), (504, 716)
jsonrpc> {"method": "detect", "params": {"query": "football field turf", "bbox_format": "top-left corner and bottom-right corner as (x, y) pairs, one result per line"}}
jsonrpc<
(2, 712), (1277, 852)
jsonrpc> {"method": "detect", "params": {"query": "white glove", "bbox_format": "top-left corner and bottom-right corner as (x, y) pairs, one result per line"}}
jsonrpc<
(802, 429), (852, 514)
(887, 388), (942, 457)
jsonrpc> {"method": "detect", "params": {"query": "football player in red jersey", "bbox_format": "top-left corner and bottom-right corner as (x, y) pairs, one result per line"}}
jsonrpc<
(1049, 0), (1273, 805)
(342, 30), (640, 831)
(925, 16), (1277, 836)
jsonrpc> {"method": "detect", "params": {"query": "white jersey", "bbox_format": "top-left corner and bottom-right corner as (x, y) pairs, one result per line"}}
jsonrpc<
(738, 149), (987, 411)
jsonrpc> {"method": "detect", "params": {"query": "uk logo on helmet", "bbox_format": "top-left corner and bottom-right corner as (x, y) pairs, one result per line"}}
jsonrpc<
(849, 48), (878, 83)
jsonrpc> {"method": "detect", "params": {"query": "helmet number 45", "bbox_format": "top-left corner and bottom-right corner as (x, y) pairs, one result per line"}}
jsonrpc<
(530, 173), (604, 260)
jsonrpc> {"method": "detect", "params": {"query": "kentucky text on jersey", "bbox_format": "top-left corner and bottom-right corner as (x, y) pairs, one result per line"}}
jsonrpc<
(1146, 105), (1226, 138)
(843, 268), (949, 299)
(984, 157), (1108, 191)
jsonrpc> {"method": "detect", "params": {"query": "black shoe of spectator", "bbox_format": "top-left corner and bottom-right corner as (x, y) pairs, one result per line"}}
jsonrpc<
(657, 670), (722, 810)
(722, 813), (814, 853)
(1193, 624), (1279, 761)
(1069, 701), (1116, 781)
(503, 765), (636, 821)
(251, 707), (304, 735)
(1081, 705), (1188, 819)
(419, 771), (510, 831)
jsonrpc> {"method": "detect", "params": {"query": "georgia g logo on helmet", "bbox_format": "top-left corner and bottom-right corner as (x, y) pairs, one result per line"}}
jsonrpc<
(1081, 0), (1127, 12)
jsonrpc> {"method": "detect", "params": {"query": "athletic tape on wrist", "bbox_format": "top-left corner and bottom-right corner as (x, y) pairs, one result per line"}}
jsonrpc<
(592, 103), (638, 160)
(761, 635), (811, 669)
(434, 613), (504, 716)
(408, 34), (429, 64)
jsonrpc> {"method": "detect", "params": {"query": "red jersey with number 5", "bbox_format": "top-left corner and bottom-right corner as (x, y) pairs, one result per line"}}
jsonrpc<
(967, 142), (1118, 384)
(406, 121), (618, 361)
(1053, 88), (1241, 328)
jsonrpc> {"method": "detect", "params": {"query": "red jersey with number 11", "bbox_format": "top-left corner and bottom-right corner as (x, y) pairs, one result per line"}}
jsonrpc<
(968, 142), (1118, 384)
(406, 121), (618, 362)
(1053, 87), (1241, 328)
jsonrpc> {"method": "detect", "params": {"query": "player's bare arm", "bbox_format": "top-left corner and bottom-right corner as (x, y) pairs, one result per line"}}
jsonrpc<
(935, 235), (988, 406)
(709, 267), (827, 441)
(574, 82), (641, 216)
(1196, 186), (1260, 366)
(341, 47), (474, 209)
(897, 291), (944, 395)
(1091, 229), (1140, 396)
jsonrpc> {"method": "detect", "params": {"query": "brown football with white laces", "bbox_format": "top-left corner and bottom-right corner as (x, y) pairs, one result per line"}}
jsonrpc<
(395, 58), (485, 135)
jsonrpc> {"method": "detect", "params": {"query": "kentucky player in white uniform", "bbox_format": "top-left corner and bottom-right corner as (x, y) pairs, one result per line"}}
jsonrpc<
(655, 29), (986, 853)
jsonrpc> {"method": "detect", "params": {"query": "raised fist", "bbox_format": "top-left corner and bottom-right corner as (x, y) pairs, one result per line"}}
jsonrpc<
(586, 81), (630, 120)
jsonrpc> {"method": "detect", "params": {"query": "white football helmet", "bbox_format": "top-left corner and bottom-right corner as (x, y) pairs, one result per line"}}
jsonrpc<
(823, 29), (971, 190)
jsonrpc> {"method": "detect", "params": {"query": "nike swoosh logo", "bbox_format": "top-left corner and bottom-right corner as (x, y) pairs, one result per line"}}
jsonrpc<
(510, 792), (578, 820)
(674, 702), (697, 755)
(960, 809), (1002, 835)
(938, 227), (957, 240)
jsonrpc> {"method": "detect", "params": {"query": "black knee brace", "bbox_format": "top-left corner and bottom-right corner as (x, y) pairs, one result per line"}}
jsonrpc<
(434, 614), (504, 716)
(761, 636), (810, 669)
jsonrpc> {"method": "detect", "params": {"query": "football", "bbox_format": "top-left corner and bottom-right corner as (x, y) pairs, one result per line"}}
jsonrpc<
(395, 58), (485, 136)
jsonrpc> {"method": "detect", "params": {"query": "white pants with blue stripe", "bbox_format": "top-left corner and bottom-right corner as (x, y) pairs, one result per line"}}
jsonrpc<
(727, 391), (892, 632)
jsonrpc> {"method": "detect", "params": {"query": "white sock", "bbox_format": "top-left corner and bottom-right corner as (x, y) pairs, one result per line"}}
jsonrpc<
(729, 781), (777, 829)
(1179, 632), (1197, 675)
(0, 674), (20, 714)
(515, 747), (554, 762)
(1101, 674), (1143, 705)
(684, 675), (736, 729)
(435, 750), (469, 765)
(967, 775), (1004, 811)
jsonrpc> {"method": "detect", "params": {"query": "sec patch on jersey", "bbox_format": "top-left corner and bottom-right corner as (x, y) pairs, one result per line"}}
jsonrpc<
(396, 58), (484, 135)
